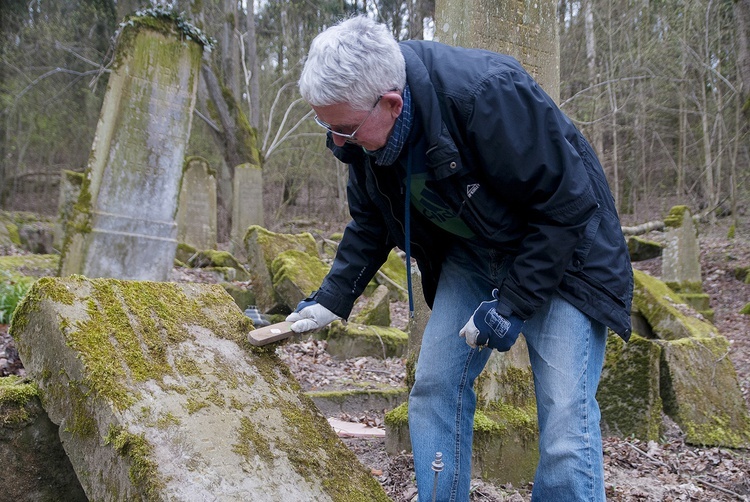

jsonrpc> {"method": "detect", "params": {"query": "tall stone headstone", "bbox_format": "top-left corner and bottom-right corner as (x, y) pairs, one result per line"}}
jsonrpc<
(59, 15), (203, 281)
(230, 163), (264, 254)
(176, 157), (217, 251)
(662, 206), (702, 292)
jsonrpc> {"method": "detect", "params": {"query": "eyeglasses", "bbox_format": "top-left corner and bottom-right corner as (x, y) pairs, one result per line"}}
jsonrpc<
(314, 95), (383, 141)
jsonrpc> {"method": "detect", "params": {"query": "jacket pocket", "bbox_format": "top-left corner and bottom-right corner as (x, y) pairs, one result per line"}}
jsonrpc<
(571, 204), (601, 271)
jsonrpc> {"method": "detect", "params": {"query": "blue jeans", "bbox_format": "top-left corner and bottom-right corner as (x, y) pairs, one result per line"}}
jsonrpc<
(408, 241), (607, 501)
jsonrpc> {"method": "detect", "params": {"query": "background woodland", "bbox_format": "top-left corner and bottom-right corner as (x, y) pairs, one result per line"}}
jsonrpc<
(1, 0), (748, 237)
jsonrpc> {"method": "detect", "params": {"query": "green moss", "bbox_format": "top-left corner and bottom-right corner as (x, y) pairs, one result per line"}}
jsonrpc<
(155, 412), (181, 429)
(278, 402), (389, 501)
(633, 269), (718, 340)
(244, 226), (318, 269)
(6, 223), (21, 245)
(324, 322), (408, 358)
(598, 334), (663, 440)
(741, 303), (750, 315)
(233, 416), (273, 461)
(271, 249), (329, 295)
(0, 376), (39, 426)
(664, 205), (690, 228)
(659, 336), (750, 447)
(384, 401), (409, 427)
(185, 396), (209, 414)
(20, 278), (247, 413)
(378, 250), (407, 299)
(240, 348), (389, 501)
(105, 425), (163, 500)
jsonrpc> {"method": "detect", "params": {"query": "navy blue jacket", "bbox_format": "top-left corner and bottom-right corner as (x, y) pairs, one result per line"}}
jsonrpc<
(312, 40), (633, 339)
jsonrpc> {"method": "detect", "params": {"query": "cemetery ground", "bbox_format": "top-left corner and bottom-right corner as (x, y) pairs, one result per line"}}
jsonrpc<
(1, 220), (750, 501)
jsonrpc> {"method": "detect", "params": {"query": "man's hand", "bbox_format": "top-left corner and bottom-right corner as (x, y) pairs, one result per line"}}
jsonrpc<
(459, 289), (524, 351)
(285, 299), (341, 333)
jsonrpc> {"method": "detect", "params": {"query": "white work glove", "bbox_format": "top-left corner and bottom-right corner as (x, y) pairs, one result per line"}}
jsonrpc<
(285, 299), (341, 333)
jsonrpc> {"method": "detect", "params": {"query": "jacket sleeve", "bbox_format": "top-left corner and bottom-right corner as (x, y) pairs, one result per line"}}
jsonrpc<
(313, 146), (394, 318)
(465, 67), (598, 319)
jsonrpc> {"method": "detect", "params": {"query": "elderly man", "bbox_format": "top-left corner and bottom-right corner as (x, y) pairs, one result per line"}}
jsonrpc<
(288, 15), (632, 502)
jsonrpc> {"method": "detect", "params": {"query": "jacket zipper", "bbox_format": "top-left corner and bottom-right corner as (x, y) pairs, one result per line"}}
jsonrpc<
(367, 159), (429, 259)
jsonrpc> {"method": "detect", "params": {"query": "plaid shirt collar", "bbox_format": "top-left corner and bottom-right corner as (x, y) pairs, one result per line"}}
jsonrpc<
(368, 83), (413, 166)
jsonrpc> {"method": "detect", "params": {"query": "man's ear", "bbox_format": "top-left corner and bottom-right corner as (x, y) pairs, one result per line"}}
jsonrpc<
(382, 91), (404, 118)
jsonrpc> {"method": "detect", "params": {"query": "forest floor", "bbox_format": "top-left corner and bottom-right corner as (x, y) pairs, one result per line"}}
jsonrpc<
(1, 218), (749, 501)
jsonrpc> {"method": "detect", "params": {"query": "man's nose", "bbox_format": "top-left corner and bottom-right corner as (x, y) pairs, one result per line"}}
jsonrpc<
(332, 134), (348, 147)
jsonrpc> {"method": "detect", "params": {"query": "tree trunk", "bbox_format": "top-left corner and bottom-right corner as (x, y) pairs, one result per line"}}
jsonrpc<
(244, 0), (261, 130)
(222, 0), (240, 101)
(434, 0), (560, 101)
(583, 0), (603, 155)
(734, 0), (750, 119)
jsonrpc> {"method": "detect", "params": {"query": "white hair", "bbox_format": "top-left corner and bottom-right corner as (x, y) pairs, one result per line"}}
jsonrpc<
(299, 16), (406, 111)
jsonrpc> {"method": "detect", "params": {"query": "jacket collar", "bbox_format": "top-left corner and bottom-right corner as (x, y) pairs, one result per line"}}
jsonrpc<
(400, 41), (463, 179)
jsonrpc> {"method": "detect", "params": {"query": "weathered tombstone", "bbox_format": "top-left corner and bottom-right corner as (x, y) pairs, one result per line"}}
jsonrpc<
(659, 336), (750, 447)
(662, 206), (702, 292)
(54, 170), (84, 252)
(601, 268), (750, 447)
(59, 14), (204, 281)
(598, 334), (663, 440)
(351, 284), (391, 326)
(270, 249), (329, 312)
(10, 276), (390, 501)
(318, 322), (408, 359)
(176, 157), (217, 251)
(632, 269), (717, 340)
(243, 226), (318, 313)
(231, 163), (264, 254)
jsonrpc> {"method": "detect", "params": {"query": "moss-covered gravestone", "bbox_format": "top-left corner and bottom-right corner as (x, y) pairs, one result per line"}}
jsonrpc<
(351, 284), (391, 326)
(317, 321), (408, 360)
(660, 336), (750, 447)
(10, 276), (389, 501)
(60, 14), (203, 281)
(598, 334), (663, 440)
(627, 235), (663, 262)
(271, 249), (330, 311)
(661, 206), (713, 319)
(231, 163), (264, 254)
(602, 268), (750, 447)
(176, 157), (217, 251)
(243, 225), (320, 313)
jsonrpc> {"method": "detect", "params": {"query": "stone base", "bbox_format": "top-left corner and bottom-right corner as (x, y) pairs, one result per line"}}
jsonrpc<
(385, 403), (539, 486)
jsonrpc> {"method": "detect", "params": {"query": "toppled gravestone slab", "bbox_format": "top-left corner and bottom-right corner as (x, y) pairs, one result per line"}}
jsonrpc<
(350, 284), (391, 327)
(0, 376), (87, 501)
(659, 336), (750, 448)
(318, 321), (408, 359)
(10, 276), (389, 501)
(627, 235), (663, 261)
(633, 268), (717, 340)
(244, 225), (319, 313)
(598, 334), (663, 441)
(271, 249), (329, 312)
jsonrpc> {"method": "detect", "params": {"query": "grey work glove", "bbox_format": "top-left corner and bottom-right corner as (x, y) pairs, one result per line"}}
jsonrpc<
(285, 298), (341, 333)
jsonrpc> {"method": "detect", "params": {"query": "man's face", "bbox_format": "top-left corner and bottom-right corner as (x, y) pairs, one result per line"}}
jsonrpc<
(312, 91), (403, 151)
